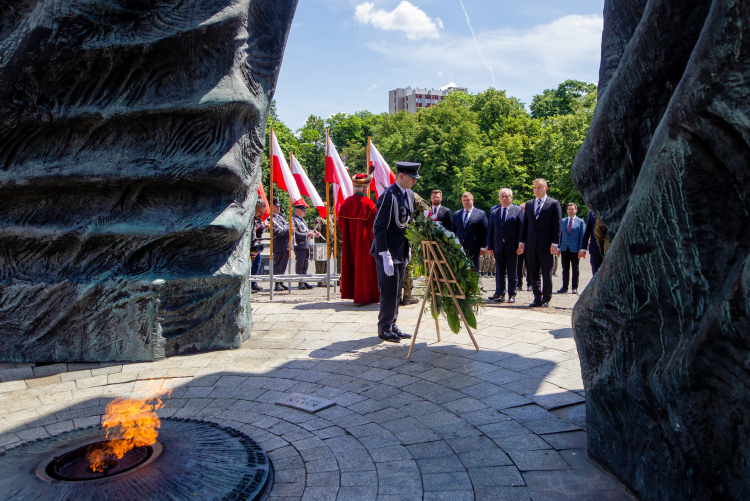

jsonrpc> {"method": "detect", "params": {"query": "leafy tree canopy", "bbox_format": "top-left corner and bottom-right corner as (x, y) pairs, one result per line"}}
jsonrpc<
(261, 81), (596, 219)
(530, 79), (597, 119)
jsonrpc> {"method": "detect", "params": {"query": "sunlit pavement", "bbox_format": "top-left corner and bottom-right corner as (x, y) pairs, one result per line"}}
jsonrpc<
(0, 256), (633, 500)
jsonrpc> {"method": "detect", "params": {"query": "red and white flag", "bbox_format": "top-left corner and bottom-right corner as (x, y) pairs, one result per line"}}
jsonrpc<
(292, 156), (326, 218)
(325, 135), (353, 215)
(257, 184), (270, 220)
(369, 140), (395, 200)
(271, 130), (307, 206)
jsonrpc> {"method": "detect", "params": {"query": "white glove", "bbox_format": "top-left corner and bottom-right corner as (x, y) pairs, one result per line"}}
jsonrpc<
(380, 251), (394, 276)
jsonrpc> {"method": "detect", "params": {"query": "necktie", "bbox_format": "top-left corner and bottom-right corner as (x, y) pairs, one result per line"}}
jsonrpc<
(502, 208), (507, 224)
(463, 210), (469, 225)
(535, 200), (542, 219)
(568, 218), (573, 232)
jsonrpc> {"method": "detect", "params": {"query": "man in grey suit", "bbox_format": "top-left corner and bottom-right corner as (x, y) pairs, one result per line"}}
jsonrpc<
(519, 179), (562, 307)
(292, 204), (320, 290)
(272, 198), (290, 292)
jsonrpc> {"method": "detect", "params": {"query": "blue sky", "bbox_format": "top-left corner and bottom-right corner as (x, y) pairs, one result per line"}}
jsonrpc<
(274, 0), (605, 128)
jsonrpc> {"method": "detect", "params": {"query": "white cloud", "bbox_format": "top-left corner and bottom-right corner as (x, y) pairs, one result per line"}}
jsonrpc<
(354, 1), (442, 39)
(365, 14), (602, 94)
(367, 83), (378, 91)
(438, 72), (443, 77)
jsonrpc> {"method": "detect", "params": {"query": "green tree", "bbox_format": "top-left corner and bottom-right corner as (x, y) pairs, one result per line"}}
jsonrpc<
(295, 114), (327, 197)
(533, 106), (595, 215)
(530, 80), (597, 119)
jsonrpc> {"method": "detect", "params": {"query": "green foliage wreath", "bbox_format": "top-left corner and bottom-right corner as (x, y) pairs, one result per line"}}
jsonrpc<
(406, 212), (485, 334)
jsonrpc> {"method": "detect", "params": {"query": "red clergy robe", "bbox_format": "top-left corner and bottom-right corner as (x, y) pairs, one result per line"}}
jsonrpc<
(337, 193), (380, 304)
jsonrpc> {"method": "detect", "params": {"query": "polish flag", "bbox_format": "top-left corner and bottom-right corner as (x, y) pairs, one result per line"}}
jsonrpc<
(257, 183), (270, 220)
(325, 135), (353, 215)
(271, 130), (307, 206)
(369, 140), (395, 199)
(292, 156), (326, 218)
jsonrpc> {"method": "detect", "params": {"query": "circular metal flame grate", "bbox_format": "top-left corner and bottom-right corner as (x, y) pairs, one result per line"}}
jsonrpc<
(0, 418), (273, 500)
(42, 440), (159, 481)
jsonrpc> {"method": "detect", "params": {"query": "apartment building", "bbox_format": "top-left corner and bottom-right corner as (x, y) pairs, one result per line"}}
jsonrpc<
(388, 84), (467, 114)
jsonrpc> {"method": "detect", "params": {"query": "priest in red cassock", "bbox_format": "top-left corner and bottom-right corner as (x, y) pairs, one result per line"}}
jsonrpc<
(337, 168), (380, 305)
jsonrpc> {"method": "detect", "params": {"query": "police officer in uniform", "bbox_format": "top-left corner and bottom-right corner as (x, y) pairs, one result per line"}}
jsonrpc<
(292, 204), (320, 289)
(271, 198), (291, 291)
(371, 162), (420, 342)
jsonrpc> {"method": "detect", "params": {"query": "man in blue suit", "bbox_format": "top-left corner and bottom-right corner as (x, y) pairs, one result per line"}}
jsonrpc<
(452, 192), (488, 270)
(519, 179), (562, 307)
(556, 203), (585, 294)
(487, 188), (524, 303)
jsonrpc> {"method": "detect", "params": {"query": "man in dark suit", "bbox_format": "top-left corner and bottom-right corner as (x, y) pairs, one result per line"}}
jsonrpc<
(580, 210), (603, 275)
(428, 189), (452, 228)
(487, 188), (524, 303)
(519, 179), (562, 307)
(452, 192), (488, 270)
(371, 162), (420, 343)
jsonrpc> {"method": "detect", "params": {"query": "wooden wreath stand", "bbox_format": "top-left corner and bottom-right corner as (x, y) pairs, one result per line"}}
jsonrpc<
(408, 241), (480, 359)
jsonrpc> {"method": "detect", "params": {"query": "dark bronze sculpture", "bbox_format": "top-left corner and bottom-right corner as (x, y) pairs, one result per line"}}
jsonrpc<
(573, 0), (750, 498)
(0, 0), (299, 361)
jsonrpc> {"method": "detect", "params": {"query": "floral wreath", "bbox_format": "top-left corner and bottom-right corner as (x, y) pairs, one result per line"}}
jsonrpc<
(406, 211), (485, 333)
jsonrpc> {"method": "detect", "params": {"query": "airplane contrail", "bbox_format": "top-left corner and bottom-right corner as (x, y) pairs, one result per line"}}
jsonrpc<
(458, 0), (496, 87)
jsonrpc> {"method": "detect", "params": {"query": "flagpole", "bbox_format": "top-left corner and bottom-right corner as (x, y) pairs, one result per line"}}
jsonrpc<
(288, 150), (294, 294)
(366, 137), (371, 198)
(325, 130), (331, 301)
(269, 128), (275, 301)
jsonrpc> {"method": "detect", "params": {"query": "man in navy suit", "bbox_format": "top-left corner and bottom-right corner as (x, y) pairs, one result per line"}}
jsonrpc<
(452, 192), (488, 270)
(487, 188), (524, 303)
(428, 189), (452, 228)
(580, 210), (603, 275)
(519, 179), (562, 307)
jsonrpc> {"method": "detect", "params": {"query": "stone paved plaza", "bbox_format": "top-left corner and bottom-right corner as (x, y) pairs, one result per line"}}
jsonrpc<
(0, 259), (634, 500)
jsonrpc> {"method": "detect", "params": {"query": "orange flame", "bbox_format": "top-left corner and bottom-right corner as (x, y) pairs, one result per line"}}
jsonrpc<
(87, 384), (170, 472)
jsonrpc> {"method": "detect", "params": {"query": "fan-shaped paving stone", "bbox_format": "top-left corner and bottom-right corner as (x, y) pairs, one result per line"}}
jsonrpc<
(0, 275), (634, 500)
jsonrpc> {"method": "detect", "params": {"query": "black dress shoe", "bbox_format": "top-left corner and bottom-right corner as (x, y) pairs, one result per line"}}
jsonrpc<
(542, 302), (550, 307)
(527, 286), (532, 291)
(488, 293), (501, 301)
(400, 296), (420, 306)
(529, 301), (542, 307)
(391, 325), (412, 339)
(251, 283), (263, 292)
(297, 284), (307, 290)
(274, 284), (284, 291)
(508, 296), (516, 303)
(378, 330), (401, 343)
(556, 288), (568, 294)
(494, 294), (506, 303)
(280, 283), (289, 290)
(306, 283), (316, 289)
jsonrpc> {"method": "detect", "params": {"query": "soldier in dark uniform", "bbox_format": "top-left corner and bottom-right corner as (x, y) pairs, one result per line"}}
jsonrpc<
(371, 162), (420, 343)
(292, 204), (320, 289)
(271, 198), (290, 291)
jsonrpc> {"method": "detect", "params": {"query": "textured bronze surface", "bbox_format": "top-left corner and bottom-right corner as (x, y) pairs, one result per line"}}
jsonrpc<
(572, 0), (750, 499)
(0, 0), (299, 361)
